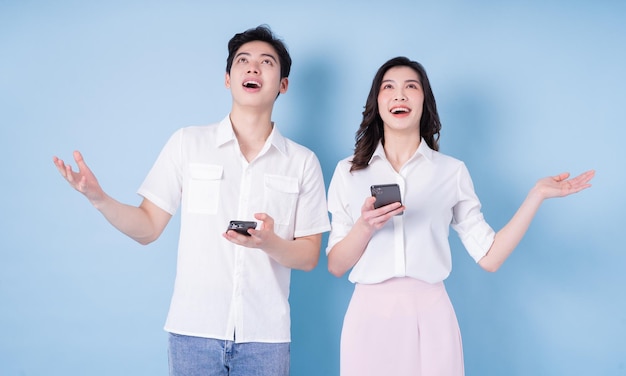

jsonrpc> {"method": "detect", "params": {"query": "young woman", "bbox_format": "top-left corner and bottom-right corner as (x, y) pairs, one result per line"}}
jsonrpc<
(326, 56), (594, 375)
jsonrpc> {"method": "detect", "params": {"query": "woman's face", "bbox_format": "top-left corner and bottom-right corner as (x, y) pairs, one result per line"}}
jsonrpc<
(377, 66), (424, 135)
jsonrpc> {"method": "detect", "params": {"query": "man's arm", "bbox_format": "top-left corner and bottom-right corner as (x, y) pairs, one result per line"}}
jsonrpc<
(53, 150), (172, 244)
(223, 212), (322, 271)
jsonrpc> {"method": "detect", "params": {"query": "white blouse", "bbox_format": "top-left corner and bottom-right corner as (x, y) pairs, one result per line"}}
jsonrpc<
(327, 139), (495, 284)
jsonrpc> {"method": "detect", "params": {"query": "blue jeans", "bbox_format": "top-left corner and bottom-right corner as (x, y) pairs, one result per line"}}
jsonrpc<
(168, 333), (290, 376)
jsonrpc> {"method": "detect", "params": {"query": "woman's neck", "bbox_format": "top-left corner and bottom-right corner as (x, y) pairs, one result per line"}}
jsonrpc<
(383, 131), (421, 172)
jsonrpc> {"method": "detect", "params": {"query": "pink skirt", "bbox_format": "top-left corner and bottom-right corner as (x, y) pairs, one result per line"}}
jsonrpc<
(340, 277), (464, 376)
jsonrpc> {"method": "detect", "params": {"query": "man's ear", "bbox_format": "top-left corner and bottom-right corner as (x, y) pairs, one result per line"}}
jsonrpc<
(279, 77), (289, 94)
(225, 72), (231, 88)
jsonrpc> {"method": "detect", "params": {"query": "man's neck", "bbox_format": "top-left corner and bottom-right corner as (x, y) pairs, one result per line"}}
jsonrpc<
(229, 107), (274, 162)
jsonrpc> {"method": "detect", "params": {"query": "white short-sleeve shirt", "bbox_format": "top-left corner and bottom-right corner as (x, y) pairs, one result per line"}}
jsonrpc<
(327, 139), (495, 284)
(138, 116), (330, 343)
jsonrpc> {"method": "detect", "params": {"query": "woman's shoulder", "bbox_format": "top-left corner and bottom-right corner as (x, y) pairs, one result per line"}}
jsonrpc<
(430, 148), (466, 167)
(333, 155), (356, 171)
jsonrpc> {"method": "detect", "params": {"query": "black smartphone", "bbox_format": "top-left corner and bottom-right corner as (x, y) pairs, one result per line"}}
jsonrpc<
(227, 220), (257, 236)
(370, 184), (403, 214)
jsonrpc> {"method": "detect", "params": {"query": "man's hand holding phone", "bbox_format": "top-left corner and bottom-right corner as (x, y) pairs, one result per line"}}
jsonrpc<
(223, 214), (279, 251)
(226, 220), (257, 237)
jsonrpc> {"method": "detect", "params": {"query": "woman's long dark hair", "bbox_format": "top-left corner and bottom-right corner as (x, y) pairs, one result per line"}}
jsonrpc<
(350, 57), (441, 172)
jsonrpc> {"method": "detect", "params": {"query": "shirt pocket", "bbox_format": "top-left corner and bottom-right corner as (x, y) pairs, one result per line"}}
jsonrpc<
(187, 163), (223, 215)
(263, 174), (299, 226)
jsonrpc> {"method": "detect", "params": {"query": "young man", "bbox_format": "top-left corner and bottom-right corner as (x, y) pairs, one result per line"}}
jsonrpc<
(53, 25), (330, 376)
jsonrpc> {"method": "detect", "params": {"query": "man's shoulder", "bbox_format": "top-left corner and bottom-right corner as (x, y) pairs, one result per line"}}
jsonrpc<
(170, 122), (221, 142)
(278, 135), (321, 161)
(179, 122), (220, 134)
(282, 136), (313, 152)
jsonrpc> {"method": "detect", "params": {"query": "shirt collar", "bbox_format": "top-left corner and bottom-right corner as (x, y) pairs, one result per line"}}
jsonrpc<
(369, 137), (434, 165)
(215, 115), (288, 157)
(416, 138), (435, 161)
(216, 116), (236, 147)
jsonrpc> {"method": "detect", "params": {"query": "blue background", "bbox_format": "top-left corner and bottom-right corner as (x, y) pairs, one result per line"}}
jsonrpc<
(2, 1), (625, 375)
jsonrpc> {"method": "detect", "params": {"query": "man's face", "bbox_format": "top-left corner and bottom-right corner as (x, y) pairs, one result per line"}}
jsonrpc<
(225, 41), (288, 108)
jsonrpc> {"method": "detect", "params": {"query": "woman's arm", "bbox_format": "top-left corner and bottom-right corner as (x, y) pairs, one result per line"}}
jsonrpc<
(478, 170), (595, 272)
(327, 197), (404, 277)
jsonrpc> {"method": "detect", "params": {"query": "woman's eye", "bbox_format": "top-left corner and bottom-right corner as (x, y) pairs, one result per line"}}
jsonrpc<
(407, 82), (422, 90)
(262, 59), (273, 65)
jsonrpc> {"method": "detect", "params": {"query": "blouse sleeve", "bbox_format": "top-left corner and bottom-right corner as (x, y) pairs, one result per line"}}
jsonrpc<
(326, 161), (355, 255)
(450, 163), (495, 262)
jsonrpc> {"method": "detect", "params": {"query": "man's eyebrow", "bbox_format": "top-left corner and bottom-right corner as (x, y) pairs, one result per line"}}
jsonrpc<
(260, 53), (278, 63)
(234, 51), (278, 63)
(234, 51), (250, 59)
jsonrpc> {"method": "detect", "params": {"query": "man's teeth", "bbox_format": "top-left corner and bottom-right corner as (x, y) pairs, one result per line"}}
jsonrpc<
(244, 81), (261, 88)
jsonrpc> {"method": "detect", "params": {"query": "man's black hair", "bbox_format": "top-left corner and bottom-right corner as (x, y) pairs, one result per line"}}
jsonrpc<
(226, 25), (292, 79)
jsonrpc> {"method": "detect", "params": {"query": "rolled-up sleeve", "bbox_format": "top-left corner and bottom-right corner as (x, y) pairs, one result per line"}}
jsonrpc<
(326, 162), (355, 254)
(450, 164), (495, 262)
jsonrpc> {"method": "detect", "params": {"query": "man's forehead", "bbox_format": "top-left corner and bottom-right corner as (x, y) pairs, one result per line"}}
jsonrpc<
(235, 41), (278, 60)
